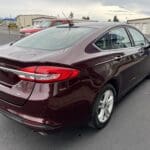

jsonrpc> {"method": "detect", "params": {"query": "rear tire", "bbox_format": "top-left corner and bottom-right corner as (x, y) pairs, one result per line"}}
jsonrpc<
(89, 84), (116, 129)
(147, 74), (150, 79)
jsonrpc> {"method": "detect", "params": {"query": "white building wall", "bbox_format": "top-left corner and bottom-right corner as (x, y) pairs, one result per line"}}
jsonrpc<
(128, 18), (150, 35)
(16, 15), (50, 28)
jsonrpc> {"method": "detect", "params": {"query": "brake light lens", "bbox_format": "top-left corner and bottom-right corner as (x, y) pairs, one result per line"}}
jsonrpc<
(19, 66), (80, 83)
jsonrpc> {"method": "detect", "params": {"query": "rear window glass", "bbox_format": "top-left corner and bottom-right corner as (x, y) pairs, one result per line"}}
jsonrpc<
(14, 27), (93, 51)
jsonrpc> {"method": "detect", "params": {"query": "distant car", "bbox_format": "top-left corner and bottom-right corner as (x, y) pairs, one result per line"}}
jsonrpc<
(20, 19), (72, 37)
(0, 22), (150, 134)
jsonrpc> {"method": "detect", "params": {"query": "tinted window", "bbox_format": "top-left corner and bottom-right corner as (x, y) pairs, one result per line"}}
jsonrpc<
(95, 28), (131, 50)
(14, 27), (93, 51)
(128, 28), (145, 47)
(39, 21), (52, 28)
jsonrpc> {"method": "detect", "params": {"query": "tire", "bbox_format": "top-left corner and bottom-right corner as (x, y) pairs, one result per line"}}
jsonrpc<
(147, 74), (150, 79)
(89, 84), (116, 129)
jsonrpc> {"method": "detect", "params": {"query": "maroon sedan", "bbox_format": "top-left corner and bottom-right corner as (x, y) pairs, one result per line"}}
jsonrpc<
(0, 22), (150, 133)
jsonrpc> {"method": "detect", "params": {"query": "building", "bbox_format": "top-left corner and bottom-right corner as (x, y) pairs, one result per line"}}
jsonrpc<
(16, 14), (54, 28)
(127, 18), (150, 35)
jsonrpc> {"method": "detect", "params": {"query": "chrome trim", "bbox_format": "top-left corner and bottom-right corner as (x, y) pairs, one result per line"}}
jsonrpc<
(92, 43), (142, 66)
(92, 43), (129, 52)
(94, 51), (140, 66)
(94, 58), (116, 66)
(0, 66), (50, 79)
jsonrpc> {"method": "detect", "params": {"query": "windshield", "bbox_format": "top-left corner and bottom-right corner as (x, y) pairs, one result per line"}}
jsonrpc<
(39, 20), (52, 28)
(14, 26), (94, 51)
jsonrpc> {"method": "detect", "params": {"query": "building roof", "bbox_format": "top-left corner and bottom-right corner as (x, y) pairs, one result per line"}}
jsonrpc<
(32, 16), (56, 20)
(128, 17), (150, 22)
(16, 14), (51, 18)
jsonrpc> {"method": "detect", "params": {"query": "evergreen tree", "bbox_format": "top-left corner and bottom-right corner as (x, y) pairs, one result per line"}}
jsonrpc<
(113, 16), (119, 22)
(69, 12), (74, 19)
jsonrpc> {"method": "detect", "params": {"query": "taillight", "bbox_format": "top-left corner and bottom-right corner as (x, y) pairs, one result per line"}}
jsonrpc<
(19, 66), (80, 83)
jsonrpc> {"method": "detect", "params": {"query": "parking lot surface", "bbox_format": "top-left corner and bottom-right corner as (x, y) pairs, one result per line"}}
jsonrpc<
(0, 30), (150, 150)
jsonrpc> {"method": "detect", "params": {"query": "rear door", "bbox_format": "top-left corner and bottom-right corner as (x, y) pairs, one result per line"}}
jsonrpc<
(94, 27), (145, 93)
(127, 27), (150, 77)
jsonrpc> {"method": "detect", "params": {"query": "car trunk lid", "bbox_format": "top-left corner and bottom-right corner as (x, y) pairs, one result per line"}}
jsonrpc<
(0, 45), (66, 106)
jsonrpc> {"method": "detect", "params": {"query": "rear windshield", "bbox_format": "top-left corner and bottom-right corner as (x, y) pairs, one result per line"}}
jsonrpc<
(14, 27), (93, 51)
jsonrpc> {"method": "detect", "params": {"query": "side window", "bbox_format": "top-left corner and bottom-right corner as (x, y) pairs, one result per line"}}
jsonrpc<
(128, 28), (145, 47)
(95, 28), (132, 50)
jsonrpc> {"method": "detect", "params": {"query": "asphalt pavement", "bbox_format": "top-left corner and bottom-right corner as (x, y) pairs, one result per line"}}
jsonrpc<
(0, 30), (150, 150)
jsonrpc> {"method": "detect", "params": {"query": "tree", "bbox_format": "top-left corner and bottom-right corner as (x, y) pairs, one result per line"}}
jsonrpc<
(113, 16), (119, 22)
(69, 12), (74, 19)
(0, 17), (3, 24)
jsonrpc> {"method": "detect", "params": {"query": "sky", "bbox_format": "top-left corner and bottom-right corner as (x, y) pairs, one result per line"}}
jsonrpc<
(0, 0), (149, 21)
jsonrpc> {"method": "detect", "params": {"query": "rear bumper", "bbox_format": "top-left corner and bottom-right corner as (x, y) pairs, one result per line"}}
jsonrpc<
(0, 109), (61, 131)
(0, 98), (63, 132)
(0, 81), (96, 132)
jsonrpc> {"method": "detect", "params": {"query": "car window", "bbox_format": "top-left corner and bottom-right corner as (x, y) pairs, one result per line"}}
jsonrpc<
(53, 21), (63, 26)
(95, 28), (132, 50)
(39, 21), (52, 28)
(14, 27), (94, 51)
(128, 28), (146, 47)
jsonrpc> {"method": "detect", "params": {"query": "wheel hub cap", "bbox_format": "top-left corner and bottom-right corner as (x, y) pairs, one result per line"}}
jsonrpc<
(97, 90), (114, 123)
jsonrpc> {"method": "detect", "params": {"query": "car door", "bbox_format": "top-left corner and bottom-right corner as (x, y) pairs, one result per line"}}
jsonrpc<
(127, 27), (150, 78)
(94, 27), (144, 94)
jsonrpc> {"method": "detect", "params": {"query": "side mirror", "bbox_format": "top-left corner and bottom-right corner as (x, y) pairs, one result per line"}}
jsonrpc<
(9, 41), (15, 46)
(144, 42), (150, 49)
(9, 42), (14, 46)
(144, 42), (150, 55)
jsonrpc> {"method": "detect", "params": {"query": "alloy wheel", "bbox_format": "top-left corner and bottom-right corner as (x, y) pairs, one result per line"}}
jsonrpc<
(97, 90), (114, 123)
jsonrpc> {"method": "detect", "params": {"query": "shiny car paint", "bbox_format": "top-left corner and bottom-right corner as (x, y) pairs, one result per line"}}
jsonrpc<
(0, 22), (149, 132)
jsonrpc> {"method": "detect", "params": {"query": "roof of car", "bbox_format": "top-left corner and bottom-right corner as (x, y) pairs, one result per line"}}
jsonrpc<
(68, 22), (127, 29)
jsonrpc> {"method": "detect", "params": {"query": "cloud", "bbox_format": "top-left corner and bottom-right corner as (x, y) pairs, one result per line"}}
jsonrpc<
(100, 0), (150, 15)
(100, 0), (150, 7)
(0, 0), (148, 21)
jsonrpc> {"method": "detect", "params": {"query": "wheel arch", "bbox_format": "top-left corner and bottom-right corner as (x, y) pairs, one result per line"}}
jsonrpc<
(91, 77), (120, 108)
(106, 78), (120, 100)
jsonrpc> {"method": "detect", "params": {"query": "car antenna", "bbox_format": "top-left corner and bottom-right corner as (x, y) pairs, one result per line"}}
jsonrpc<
(62, 12), (74, 28)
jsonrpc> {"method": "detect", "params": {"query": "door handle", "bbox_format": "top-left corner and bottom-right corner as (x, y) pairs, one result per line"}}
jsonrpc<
(114, 55), (123, 61)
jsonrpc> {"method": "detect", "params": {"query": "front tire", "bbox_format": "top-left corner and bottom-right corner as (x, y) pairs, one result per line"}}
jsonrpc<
(89, 84), (116, 129)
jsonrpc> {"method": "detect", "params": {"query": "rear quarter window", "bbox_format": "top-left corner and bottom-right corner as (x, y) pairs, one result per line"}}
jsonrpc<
(95, 27), (131, 50)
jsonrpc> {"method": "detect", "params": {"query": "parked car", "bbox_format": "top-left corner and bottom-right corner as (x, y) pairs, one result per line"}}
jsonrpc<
(0, 22), (150, 134)
(20, 19), (72, 37)
(8, 23), (18, 29)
